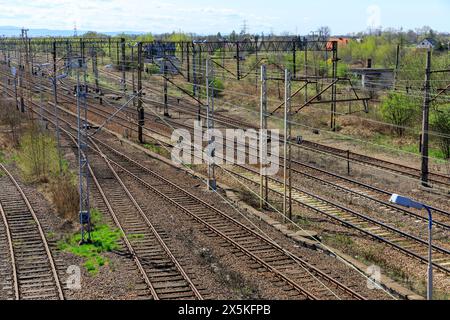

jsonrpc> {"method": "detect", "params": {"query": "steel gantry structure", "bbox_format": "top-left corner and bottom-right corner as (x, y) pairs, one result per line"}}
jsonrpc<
(0, 36), (375, 236)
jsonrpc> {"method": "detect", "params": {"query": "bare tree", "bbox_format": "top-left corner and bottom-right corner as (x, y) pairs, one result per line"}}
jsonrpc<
(0, 98), (22, 146)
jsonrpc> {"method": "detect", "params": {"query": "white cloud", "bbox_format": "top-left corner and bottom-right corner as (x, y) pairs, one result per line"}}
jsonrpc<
(0, 0), (278, 33)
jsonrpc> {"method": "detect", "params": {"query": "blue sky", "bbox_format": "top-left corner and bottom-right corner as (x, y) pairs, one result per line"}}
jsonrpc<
(0, 0), (448, 34)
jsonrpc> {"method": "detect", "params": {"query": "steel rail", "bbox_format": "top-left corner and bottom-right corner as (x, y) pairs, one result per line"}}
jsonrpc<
(0, 164), (64, 300)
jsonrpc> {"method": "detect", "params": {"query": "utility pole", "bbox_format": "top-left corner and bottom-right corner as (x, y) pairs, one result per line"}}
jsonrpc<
(91, 47), (99, 93)
(37, 65), (45, 124)
(3, 46), (8, 95)
(116, 40), (119, 66)
(52, 41), (63, 175)
(421, 49), (432, 187)
(255, 36), (259, 90)
(108, 37), (112, 60)
(394, 44), (400, 90)
(23, 30), (34, 114)
(206, 59), (216, 191)
(163, 59), (170, 117)
(222, 41), (226, 81)
(75, 56), (91, 244)
(80, 38), (85, 64)
(283, 69), (292, 222)
(260, 65), (268, 209)
(236, 42), (240, 80)
(304, 38), (308, 103)
(45, 41), (49, 62)
(13, 67), (18, 110)
(121, 38), (126, 94)
(66, 40), (72, 75)
(330, 41), (338, 131)
(292, 40), (297, 78)
(192, 43), (201, 121)
(130, 44), (136, 108)
(192, 43), (197, 96)
(186, 42), (190, 83)
(18, 30), (26, 113)
(28, 38), (34, 78)
(137, 42), (144, 143)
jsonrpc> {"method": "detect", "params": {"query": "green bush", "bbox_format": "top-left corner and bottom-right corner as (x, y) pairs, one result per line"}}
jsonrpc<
(146, 63), (161, 75)
(192, 77), (225, 99)
(0, 98), (22, 146)
(49, 173), (79, 221)
(380, 92), (418, 136)
(16, 124), (61, 182)
(212, 78), (225, 96)
(431, 105), (450, 159)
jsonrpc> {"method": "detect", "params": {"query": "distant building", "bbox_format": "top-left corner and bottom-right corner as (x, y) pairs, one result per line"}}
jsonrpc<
(417, 38), (439, 49)
(350, 67), (395, 90)
(326, 37), (350, 50)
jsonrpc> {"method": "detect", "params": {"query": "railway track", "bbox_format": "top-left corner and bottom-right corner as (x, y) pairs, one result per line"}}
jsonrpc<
(225, 164), (450, 274)
(286, 160), (450, 230)
(3, 58), (450, 192)
(159, 97), (450, 190)
(35, 79), (450, 229)
(4, 64), (450, 193)
(0, 164), (64, 300)
(0, 73), (205, 300)
(4, 77), (450, 276)
(35, 85), (374, 300)
(95, 68), (450, 190)
(50, 88), (449, 234)
(300, 140), (450, 190)
(142, 115), (450, 230)
(1, 68), (447, 291)
(88, 135), (369, 300)
(59, 117), (205, 300)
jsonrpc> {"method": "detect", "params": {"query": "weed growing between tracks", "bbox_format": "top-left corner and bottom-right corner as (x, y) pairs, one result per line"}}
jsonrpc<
(11, 123), (80, 222)
(0, 151), (4, 177)
(15, 124), (62, 183)
(58, 209), (122, 275)
(49, 173), (79, 222)
(143, 142), (171, 158)
(323, 233), (355, 248)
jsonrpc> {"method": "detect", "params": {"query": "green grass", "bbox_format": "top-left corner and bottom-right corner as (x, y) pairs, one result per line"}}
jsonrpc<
(0, 150), (4, 177)
(128, 233), (145, 241)
(399, 143), (446, 160)
(15, 127), (62, 182)
(144, 143), (170, 158)
(46, 232), (56, 239)
(371, 133), (447, 161)
(58, 209), (121, 275)
(323, 233), (354, 247)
